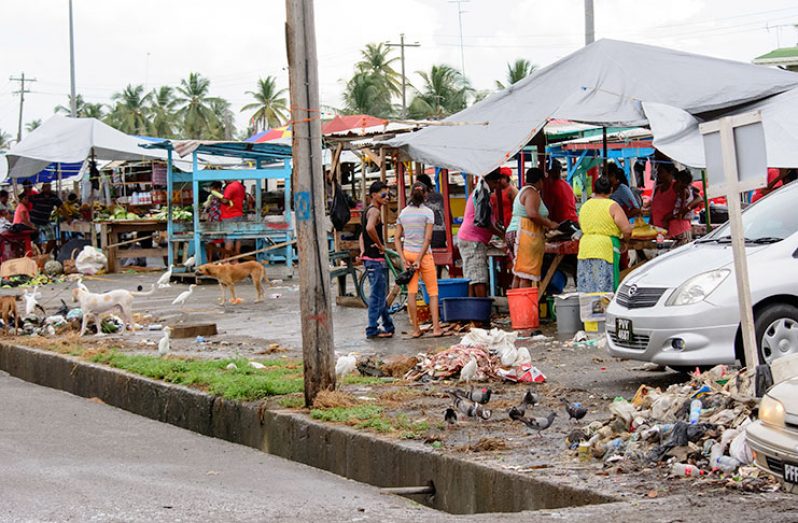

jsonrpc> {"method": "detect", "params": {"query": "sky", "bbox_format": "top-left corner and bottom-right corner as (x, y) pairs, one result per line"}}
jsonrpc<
(1, 0), (798, 142)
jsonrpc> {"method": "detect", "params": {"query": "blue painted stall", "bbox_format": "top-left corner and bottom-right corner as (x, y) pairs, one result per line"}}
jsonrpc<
(142, 140), (294, 272)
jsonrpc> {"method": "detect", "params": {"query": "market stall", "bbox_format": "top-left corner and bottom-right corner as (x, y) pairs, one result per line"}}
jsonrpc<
(142, 140), (294, 272)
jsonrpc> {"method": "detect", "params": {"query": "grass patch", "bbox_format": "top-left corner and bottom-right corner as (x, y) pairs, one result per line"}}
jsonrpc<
(87, 352), (303, 401)
(342, 375), (389, 385)
(310, 404), (383, 424)
(277, 395), (305, 409)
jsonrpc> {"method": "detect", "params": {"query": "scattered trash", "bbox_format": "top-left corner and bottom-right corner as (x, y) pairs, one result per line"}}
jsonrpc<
(249, 361), (266, 369)
(148, 324), (163, 331)
(572, 330), (588, 342)
(268, 293), (282, 299)
(225, 362), (238, 370)
(195, 336), (207, 343)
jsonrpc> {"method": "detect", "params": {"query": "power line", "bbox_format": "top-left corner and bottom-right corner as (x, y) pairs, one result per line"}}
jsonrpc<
(10, 72), (36, 142)
(448, 0), (469, 77)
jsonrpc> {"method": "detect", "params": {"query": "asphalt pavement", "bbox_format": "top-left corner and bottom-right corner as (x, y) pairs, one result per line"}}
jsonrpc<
(0, 371), (431, 522)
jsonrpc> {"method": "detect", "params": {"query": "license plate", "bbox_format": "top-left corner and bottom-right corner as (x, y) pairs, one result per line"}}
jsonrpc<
(616, 318), (633, 342)
(784, 463), (798, 484)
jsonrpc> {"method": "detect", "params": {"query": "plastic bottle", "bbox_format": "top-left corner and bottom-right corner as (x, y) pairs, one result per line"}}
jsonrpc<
(709, 443), (722, 468)
(715, 456), (740, 473)
(689, 399), (702, 424)
(671, 463), (706, 477)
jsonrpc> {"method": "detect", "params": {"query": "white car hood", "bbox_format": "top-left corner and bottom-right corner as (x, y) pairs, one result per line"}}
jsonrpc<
(624, 243), (769, 288)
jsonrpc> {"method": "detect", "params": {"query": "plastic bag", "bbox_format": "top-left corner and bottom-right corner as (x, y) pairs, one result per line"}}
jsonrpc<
(472, 178), (492, 229)
(329, 182), (351, 231)
(609, 397), (636, 425)
(75, 246), (107, 275)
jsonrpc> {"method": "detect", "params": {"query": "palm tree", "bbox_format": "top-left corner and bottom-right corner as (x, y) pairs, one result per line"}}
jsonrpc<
(0, 129), (11, 150)
(25, 119), (42, 133)
(241, 76), (289, 131)
(355, 43), (401, 97)
(342, 71), (393, 118)
(407, 64), (472, 120)
(107, 84), (151, 135)
(54, 94), (105, 119)
(148, 86), (178, 137)
(495, 58), (536, 89)
(175, 73), (221, 139)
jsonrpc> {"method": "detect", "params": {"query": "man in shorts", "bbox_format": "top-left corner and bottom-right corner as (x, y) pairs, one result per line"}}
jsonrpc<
(29, 183), (63, 254)
(456, 170), (502, 297)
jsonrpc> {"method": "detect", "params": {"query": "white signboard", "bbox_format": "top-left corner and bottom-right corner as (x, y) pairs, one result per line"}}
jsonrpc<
(701, 111), (767, 199)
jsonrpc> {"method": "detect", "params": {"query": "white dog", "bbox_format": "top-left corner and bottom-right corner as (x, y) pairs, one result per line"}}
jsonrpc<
(71, 285), (155, 336)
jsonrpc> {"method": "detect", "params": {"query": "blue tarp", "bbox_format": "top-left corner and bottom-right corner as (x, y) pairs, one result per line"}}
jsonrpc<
(4, 161), (85, 185)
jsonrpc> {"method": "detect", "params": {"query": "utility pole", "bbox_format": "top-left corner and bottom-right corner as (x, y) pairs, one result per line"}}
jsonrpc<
(10, 72), (36, 142)
(449, 0), (469, 77)
(584, 0), (595, 45)
(385, 34), (420, 116)
(69, 0), (77, 116)
(285, 0), (336, 406)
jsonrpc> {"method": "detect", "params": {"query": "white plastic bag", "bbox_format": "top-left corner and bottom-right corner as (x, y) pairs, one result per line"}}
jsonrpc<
(75, 246), (107, 275)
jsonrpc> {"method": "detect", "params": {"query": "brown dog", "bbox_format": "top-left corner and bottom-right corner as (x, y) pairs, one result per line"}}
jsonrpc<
(196, 261), (268, 304)
(0, 295), (20, 334)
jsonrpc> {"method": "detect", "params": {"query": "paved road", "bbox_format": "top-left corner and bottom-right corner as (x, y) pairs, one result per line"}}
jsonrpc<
(0, 371), (431, 523)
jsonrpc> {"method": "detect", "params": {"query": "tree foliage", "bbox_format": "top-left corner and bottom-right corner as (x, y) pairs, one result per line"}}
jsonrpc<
(407, 64), (472, 120)
(241, 76), (289, 130)
(495, 58), (536, 89)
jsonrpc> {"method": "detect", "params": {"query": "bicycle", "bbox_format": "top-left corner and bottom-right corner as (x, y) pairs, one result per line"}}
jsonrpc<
(357, 248), (408, 314)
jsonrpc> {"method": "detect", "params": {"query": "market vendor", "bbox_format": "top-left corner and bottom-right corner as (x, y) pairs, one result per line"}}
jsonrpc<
(29, 183), (63, 254)
(542, 159), (579, 224)
(416, 174), (447, 249)
(0, 190), (10, 213)
(456, 170), (503, 298)
(607, 163), (641, 219)
(490, 167), (518, 231)
(511, 168), (559, 289)
(203, 181), (224, 262)
(13, 192), (36, 232)
(751, 168), (797, 203)
(669, 169), (702, 247)
(577, 176), (632, 293)
(220, 179), (245, 259)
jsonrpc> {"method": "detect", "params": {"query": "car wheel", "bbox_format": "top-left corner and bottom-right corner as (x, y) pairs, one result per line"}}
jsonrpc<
(755, 303), (798, 365)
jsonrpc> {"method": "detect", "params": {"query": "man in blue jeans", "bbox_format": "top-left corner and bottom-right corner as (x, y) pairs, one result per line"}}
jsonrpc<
(360, 181), (394, 339)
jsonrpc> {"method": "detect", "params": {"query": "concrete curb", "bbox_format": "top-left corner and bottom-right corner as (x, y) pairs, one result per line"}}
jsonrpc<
(0, 342), (617, 514)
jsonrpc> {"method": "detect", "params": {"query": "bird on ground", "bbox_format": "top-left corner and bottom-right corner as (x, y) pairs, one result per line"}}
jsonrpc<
(509, 408), (557, 437)
(183, 256), (196, 269)
(444, 407), (458, 428)
(448, 391), (491, 420)
(157, 265), (174, 288)
(513, 388), (540, 417)
(172, 284), (197, 307)
(158, 326), (172, 356)
(459, 355), (478, 383)
(335, 352), (358, 379)
(514, 347), (532, 367)
(249, 361), (266, 369)
(76, 278), (89, 292)
(467, 386), (492, 405)
(22, 287), (44, 316)
(561, 398), (588, 421)
(56, 299), (69, 317)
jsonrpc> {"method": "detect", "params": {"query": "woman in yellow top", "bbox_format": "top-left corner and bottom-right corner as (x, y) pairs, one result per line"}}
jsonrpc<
(577, 176), (632, 293)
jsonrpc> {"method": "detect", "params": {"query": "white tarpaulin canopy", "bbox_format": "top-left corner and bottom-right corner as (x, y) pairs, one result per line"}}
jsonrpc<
(644, 88), (798, 169)
(386, 39), (798, 176)
(3, 115), (166, 179)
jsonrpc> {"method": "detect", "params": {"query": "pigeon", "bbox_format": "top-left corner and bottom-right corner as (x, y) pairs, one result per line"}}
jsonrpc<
(509, 409), (557, 437)
(183, 256), (196, 268)
(158, 326), (172, 356)
(513, 388), (540, 417)
(514, 346), (532, 367)
(248, 361), (266, 369)
(444, 407), (458, 428)
(172, 284), (196, 307)
(56, 299), (69, 317)
(467, 386), (492, 405)
(448, 391), (491, 420)
(459, 355), (478, 383)
(335, 352), (358, 379)
(157, 264), (174, 288)
(561, 398), (588, 421)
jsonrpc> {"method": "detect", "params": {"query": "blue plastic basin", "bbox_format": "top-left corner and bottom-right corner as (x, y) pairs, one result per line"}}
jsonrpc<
(419, 278), (470, 305)
(441, 297), (494, 323)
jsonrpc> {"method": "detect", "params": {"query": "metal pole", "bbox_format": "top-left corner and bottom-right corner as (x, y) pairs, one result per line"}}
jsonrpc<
(16, 72), (25, 142)
(69, 0), (77, 117)
(286, 0), (335, 405)
(449, 0), (469, 77)
(584, 0), (595, 45)
(400, 33), (406, 115)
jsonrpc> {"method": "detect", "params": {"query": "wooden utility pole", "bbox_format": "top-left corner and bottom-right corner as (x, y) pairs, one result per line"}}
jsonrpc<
(10, 72), (36, 142)
(285, 0), (336, 406)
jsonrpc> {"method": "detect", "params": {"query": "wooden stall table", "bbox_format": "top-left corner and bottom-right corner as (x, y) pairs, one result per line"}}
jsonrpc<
(97, 219), (168, 273)
(59, 220), (97, 246)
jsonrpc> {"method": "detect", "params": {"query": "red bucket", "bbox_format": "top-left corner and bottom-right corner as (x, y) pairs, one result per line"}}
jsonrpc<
(506, 287), (539, 329)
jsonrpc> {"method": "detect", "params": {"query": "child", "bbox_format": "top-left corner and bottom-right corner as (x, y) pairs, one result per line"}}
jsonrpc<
(203, 181), (224, 262)
(670, 170), (701, 247)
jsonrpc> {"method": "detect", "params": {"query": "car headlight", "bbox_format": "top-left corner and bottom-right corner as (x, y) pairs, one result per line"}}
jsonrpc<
(759, 395), (785, 427)
(665, 269), (730, 306)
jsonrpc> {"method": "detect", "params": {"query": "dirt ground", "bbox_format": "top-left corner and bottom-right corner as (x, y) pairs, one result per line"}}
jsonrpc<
(8, 268), (794, 517)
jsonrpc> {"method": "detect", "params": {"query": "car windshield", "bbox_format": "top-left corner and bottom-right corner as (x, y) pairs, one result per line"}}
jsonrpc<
(705, 182), (798, 242)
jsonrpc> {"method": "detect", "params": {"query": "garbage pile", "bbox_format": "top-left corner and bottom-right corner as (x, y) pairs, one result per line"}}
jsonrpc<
(566, 365), (775, 491)
(404, 328), (546, 383)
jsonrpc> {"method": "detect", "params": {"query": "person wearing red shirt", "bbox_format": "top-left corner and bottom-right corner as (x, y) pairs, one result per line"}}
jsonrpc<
(542, 160), (579, 224)
(220, 180), (245, 259)
(489, 168), (518, 230)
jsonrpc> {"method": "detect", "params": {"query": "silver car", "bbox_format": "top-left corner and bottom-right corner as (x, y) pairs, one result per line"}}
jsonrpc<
(606, 181), (798, 372)
(747, 378), (798, 493)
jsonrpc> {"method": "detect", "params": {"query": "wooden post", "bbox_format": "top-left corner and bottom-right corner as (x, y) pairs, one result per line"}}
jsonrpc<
(286, 0), (336, 405)
(379, 147), (387, 240)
